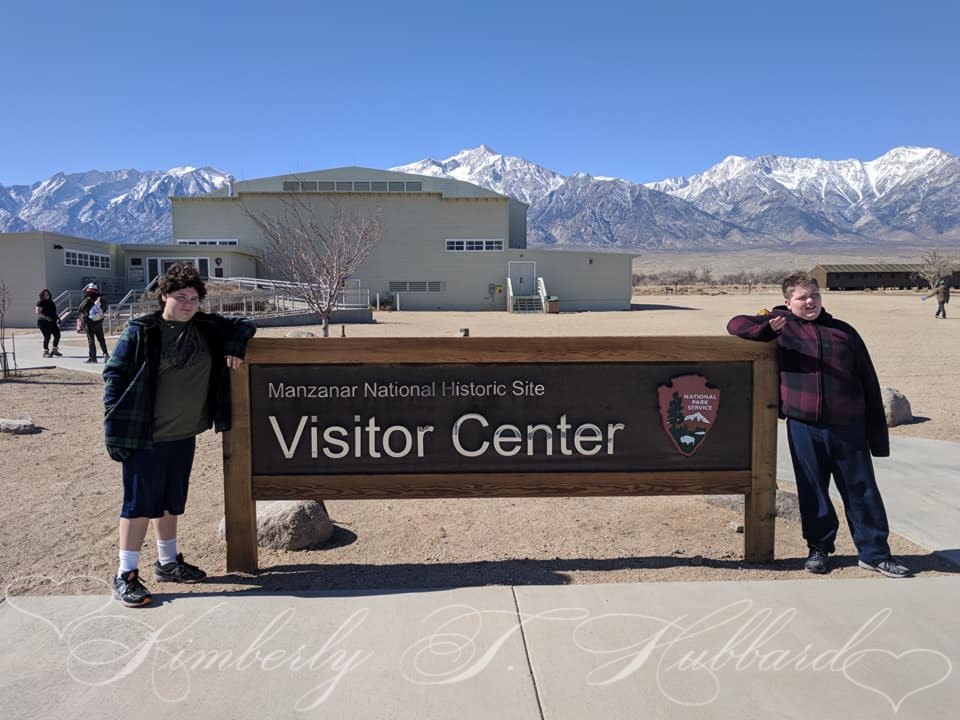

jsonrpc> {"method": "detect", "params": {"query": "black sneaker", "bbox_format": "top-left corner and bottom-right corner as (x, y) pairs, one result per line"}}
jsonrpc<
(804, 547), (830, 574)
(113, 569), (152, 607)
(858, 558), (913, 578)
(154, 553), (207, 583)
(85, 358), (97, 363)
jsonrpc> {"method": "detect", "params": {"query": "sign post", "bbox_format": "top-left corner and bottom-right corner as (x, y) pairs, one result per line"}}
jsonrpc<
(223, 336), (778, 572)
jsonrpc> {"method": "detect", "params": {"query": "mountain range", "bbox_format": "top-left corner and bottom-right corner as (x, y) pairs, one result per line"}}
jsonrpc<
(2, 145), (959, 251)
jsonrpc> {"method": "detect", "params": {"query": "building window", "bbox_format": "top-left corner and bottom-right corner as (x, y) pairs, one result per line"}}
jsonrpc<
(176, 239), (238, 246)
(279, 179), (425, 193)
(65, 249), (111, 269)
(389, 281), (445, 292)
(445, 239), (504, 252)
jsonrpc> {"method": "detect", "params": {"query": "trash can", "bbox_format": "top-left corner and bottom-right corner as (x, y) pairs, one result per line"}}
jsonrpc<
(547, 296), (559, 314)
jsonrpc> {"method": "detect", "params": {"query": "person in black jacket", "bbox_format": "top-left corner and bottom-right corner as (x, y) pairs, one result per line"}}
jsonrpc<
(35, 289), (62, 357)
(104, 264), (255, 607)
(78, 282), (110, 363)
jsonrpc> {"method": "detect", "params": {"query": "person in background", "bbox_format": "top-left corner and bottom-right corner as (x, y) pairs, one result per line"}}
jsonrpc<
(78, 282), (110, 363)
(922, 278), (950, 319)
(103, 263), (256, 607)
(35, 289), (62, 358)
(727, 271), (912, 579)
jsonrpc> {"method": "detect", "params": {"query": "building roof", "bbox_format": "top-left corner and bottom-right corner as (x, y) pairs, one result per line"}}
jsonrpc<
(812, 264), (923, 273)
(192, 166), (508, 201)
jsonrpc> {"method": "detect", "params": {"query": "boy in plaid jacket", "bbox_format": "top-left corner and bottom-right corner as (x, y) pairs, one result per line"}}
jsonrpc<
(727, 272), (911, 578)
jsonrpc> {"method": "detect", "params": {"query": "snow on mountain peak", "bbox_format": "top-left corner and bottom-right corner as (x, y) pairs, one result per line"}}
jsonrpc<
(391, 145), (565, 205)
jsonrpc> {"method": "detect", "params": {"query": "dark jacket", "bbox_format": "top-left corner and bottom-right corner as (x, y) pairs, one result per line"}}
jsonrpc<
(727, 306), (889, 457)
(78, 294), (107, 327)
(927, 283), (950, 303)
(102, 310), (256, 461)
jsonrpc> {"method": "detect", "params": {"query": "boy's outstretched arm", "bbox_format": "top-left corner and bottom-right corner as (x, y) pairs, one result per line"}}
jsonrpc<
(727, 313), (784, 340)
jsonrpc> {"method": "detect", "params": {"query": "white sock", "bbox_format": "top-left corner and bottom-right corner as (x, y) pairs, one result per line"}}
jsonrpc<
(118, 550), (140, 577)
(157, 538), (178, 566)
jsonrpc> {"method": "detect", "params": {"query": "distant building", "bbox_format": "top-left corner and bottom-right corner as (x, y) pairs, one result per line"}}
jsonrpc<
(172, 167), (634, 312)
(809, 263), (960, 291)
(0, 231), (256, 327)
(0, 168), (635, 327)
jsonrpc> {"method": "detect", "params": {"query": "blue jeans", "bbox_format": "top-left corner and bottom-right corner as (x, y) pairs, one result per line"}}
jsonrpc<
(786, 419), (891, 564)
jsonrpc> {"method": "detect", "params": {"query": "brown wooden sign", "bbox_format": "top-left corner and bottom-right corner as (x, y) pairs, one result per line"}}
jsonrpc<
(223, 336), (779, 572)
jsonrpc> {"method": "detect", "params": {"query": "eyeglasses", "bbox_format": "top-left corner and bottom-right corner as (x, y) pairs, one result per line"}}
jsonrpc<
(170, 294), (201, 305)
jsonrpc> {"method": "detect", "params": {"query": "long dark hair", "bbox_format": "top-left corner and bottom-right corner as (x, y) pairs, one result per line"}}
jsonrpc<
(38, 289), (52, 300)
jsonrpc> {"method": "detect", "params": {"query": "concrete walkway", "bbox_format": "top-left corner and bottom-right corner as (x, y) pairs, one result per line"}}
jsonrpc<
(3, 331), (959, 718)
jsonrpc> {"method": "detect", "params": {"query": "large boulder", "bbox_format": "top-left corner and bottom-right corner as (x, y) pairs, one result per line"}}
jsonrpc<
(881, 387), (913, 427)
(219, 500), (334, 550)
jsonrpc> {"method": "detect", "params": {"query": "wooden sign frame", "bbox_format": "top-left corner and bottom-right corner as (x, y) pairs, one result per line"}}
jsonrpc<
(222, 336), (779, 572)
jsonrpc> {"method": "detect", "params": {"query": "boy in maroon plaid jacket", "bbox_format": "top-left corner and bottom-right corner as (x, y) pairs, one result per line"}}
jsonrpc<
(727, 272), (912, 578)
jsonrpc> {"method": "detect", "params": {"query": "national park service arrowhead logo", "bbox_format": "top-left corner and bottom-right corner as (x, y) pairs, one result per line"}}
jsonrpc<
(657, 374), (720, 456)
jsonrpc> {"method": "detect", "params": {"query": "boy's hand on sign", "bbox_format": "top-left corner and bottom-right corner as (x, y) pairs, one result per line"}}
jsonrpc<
(226, 355), (243, 370)
(768, 316), (787, 333)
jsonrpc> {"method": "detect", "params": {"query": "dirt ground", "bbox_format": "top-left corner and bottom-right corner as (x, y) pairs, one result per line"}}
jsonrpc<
(1, 289), (957, 596)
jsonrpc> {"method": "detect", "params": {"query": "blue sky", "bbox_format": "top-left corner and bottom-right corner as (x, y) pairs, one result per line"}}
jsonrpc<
(3, 0), (957, 186)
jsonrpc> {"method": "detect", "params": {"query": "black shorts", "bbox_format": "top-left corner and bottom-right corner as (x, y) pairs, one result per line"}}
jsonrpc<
(120, 437), (197, 519)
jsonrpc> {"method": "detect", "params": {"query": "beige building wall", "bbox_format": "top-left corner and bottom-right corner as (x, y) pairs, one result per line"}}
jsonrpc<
(0, 233), (48, 327)
(117, 244), (260, 284)
(0, 232), (120, 327)
(174, 192), (515, 310)
(171, 168), (634, 312)
(524, 249), (633, 310)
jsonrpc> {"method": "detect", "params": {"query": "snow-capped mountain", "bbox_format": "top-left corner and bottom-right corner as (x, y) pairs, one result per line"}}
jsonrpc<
(391, 145), (565, 206)
(0, 167), (232, 244)
(394, 145), (960, 248)
(645, 146), (960, 242)
(526, 172), (770, 250)
(3, 145), (958, 249)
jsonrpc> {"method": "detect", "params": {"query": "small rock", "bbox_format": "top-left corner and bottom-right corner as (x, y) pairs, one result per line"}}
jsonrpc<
(881, 387), (913, 427)
(729, 521), (745, 533)
(0, 416), (39, 434)
(690, 555), (704, 566)
(219, 500), (334, 550)
(285, 330), (317, 338)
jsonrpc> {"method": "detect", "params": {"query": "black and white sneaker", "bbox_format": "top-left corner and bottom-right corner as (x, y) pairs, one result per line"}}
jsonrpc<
(858, 558), (913, 578)
(113, 569), (152, 607)
(154, 553), (207, 583)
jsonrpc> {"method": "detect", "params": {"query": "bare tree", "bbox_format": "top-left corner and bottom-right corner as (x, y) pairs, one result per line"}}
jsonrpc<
(242, 195), (382, 336)
(666, 268), (697, 293)
(912, 249), (956, 289)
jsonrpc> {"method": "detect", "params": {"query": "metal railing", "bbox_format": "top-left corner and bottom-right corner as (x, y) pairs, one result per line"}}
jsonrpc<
(101, 276), (372, 334)
(536, 277), (549, 313)
(506, 277), (514, 314)
(207, 277), (370, 310)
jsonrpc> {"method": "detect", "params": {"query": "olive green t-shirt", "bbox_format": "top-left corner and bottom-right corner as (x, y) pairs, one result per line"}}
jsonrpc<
(153, 320), (213, 441)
